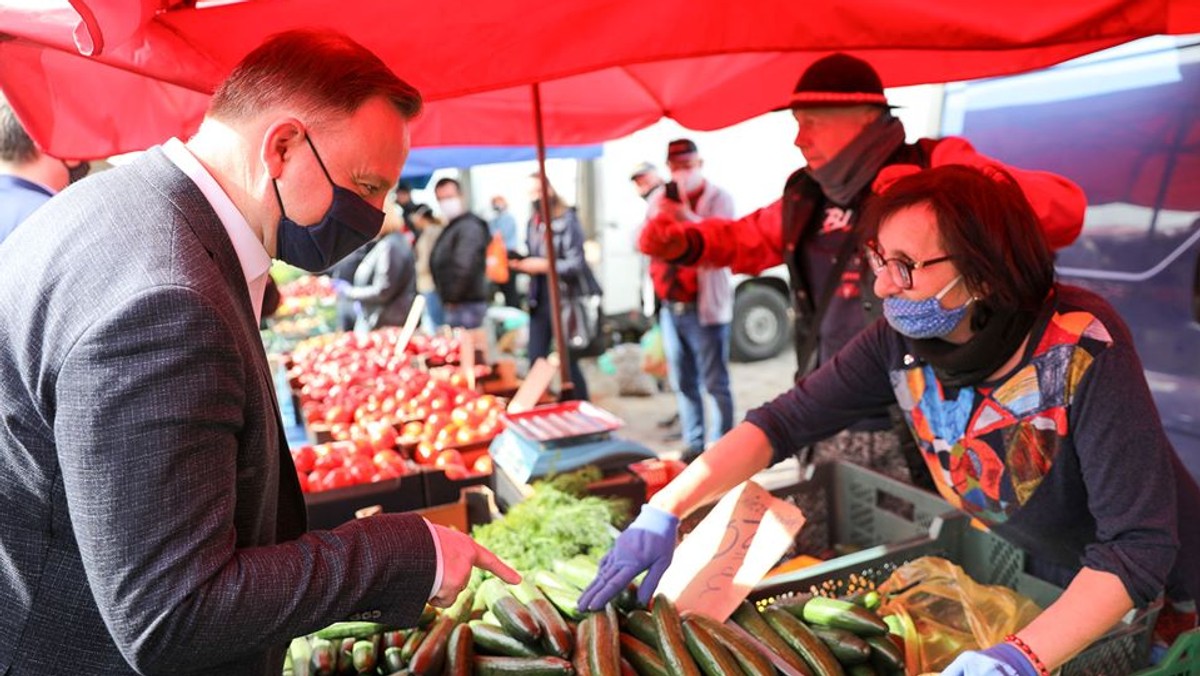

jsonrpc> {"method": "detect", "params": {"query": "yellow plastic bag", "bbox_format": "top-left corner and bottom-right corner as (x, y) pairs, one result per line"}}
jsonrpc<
(878, 556), (1043, 673)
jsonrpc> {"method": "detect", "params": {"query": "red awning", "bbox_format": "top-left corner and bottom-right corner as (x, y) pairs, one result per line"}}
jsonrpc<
(1, 0), (1198, 159)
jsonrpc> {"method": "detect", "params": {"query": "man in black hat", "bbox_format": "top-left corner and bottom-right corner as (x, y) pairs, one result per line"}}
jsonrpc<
(639, 53), (1086, 507)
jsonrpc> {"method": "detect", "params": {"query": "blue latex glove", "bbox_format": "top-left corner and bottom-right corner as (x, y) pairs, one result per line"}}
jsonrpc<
(576, 504), (678, 611)
(942, 643), (1039, 676)
(330, 278), (351, 295)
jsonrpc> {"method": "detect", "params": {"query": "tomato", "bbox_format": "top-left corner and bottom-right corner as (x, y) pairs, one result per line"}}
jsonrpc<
(450, 407), (471, 426)
(414, 441), (437, 465)
(471, 454), (494, 475)
(307, 469), (326, 492)
(291, 445), (316, 474)
(296, 470), (311, 493)
(434, 449), (464, 469)
(453, 391), (473, 407)
(314, 450), (343, 472)
(443, 464), (469, 481)
(323, 467), (352, 491)
(402, 421), (424, 437)
(426, 411), (448, 430)
(373, 449), (403, 468)
(348, 458), (376, 484)
(324, 405), (352, 425)
(455, 428), (474, 445)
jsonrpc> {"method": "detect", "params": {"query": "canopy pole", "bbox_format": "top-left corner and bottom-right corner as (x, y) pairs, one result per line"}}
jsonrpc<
(531, 83), (574, 399)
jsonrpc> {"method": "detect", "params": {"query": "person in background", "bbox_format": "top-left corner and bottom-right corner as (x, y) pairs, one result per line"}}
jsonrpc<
(511, 175), (597, 400)
(0, 93), (90, 245)
(582, 165), (1200, 670)
(430, 177), (490, 329)
(394, 178), (418, 231)
(410, 203), (446, 332)
(630, 160), (663, 200)
(0, 30), (517, 674)
(638, 53), (1086, 543)
(489, 194), (522, 307)
(328, 240), (375, 330)
(332, 206), (417, 331)
(645, 139), (736, 462)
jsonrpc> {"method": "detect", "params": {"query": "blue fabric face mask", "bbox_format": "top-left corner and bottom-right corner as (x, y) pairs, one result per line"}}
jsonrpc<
(273, 135), (384, 272)
(883, 275), (974, 339)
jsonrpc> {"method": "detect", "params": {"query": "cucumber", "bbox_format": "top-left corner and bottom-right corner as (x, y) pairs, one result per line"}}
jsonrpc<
(810, 626), (871, 665)
(574, 614), (595, 676)
(614, 584), (639, 613)
(383, 646), (406, 673)
(847, 664), (877, 676)
(417, 605), (438, 628)
(382, 630), (407, 650)
(681, 618), (743, 676)
(408, 614), (454, 675)
(351, 639), (376, 674)
(493, 597), (543, 645)
(444, 588), (476, 624)
(865, 635), (904, 672)
(620, 656), (638, 676)
(554, 555), (600, 590)
(310, 638), (336, 676)
(731, 601), (814, 676)
(512, 581), (574, 659)
(338, 637), (356, 676)
(651, 595), (701, 676)
(588, 606), (621, 676)
(802, 597), (888, 637)
(622, 609), (659, 648)
(289, 637), (313, 676)
(314, 621), (389, 641)
(400, 628), (426, 663)
(445, 623), (473, 676)
(618, 633), (668, 676)
(882, 615), (905, 638)
(468, 620), (541, 658)
(763, 606), (845, 676)
(482, 610), (500, 626)
(686, 616), (774, 676)
(535, 570), (585, 620)
(771, 592), (813, 618)
(473, 655), (575, 675)
(284, 648), (293, 676)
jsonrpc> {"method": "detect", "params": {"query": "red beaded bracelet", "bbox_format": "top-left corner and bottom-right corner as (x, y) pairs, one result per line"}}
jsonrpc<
(1004, 634), (1051, 676)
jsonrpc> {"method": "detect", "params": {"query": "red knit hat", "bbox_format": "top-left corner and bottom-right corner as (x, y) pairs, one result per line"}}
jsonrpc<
(785, 53), (893, 109)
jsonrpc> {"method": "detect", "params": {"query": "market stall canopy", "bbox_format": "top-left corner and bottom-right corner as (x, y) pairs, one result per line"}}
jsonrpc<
(2, 0), (1200, 160)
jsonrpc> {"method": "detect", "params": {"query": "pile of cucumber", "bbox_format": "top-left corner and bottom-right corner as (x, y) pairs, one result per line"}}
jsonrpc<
(283, 556), (906, 676)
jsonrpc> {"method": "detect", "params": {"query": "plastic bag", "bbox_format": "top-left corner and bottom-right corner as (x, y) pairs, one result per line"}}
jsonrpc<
(878, 556), (1043, 673)
(640, 324), (668, 379)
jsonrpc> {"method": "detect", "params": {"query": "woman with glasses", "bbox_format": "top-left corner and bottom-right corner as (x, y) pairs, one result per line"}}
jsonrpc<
(579, 164), (1199, 673)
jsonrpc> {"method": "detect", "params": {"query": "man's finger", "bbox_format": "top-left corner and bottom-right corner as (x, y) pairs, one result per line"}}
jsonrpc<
(582, 566), (636, 612)
(472, 541), (521, 584)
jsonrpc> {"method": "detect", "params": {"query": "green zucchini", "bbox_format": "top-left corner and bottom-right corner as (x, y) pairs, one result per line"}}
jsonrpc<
(289, 637), (313, 676)
(618, 633), (668, 676)
(444, 623), (473, 676)
(383, 646), (406, 673)
(511, 580), (574, 658)
(686, 615), (774, 676)
(771, 592), (814, 618)
(574, 614), (595, 676)
(681, 618), (743, 676)
(493, 597), (543, 645)
(473, 655), (575, 675)
(810, 626), (871, 665)
(313, 621), (388, 641)
(554, 555), (600, 590)
(847, 664), (878, 676)
(731, 601), (814, 676)
(534, 570), (585, 620)
(337, 637), (356, 676)
(622, 609), (659, 648)
(763, 606), (845, 676)
(351, 639), (376, 674)
(651, 595), (700, 676)
(802, 597), (888, 637)
(407, 614), (454, 675)
(400, 628), (426, 663)
(309, 638), (336, 676)
(865, 635), (905, 672)
(468, 620), (541, 658)
(444, 588), (476, 624)
(588, 607), (621, 676)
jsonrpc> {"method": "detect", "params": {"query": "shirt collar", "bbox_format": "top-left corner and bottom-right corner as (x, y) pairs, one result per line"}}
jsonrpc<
(0, 174), (56, 197)
(160, 138), (272, 309)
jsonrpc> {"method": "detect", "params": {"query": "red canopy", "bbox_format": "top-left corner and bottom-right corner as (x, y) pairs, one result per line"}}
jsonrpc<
(1, 0), (1199, 159)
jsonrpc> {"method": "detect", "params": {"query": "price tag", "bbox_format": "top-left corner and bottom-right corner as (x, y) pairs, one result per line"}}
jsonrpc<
(655, 480), (806, 622)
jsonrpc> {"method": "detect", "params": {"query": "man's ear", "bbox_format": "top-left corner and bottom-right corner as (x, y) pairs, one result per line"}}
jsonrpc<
(260, 118), (305, 180)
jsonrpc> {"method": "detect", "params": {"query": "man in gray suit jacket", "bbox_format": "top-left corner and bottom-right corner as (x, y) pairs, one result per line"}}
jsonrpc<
(0, 30), (516, 675)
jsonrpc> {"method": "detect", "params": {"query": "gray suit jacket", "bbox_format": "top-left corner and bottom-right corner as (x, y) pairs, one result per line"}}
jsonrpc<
(344, 232), (417, 331)
(0, 149), (437, 675)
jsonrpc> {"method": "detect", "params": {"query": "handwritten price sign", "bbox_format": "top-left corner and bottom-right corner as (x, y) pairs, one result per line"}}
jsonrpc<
(654, 480), (806, 621)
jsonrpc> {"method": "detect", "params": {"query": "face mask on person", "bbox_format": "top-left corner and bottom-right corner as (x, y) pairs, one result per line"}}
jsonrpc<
(273, 134), (384, 272)
(671, 168), (703, 193)
(64, 161), (90, 185)
(439, 197), (465, 220)
(883, 275), (974, 339)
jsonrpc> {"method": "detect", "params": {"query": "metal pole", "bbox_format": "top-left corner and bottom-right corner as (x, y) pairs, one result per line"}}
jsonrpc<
(532, 83), (574, 398)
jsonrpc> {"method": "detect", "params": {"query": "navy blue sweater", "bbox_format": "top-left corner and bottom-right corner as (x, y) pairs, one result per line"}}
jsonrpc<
(747, 284), (1200, 606)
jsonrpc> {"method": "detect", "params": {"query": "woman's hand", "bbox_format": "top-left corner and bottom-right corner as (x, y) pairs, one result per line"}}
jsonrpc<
(509, 257), (550, 274)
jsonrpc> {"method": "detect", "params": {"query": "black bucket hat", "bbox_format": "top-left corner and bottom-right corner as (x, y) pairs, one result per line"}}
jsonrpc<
(784, 53), (893, 110)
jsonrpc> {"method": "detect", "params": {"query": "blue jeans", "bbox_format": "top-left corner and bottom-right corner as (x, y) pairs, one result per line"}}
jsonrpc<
(528, 296), (590, 400)
(443, 301), (487, 329)
(421, 291), (445, 331)
(660, 306), (733, 452)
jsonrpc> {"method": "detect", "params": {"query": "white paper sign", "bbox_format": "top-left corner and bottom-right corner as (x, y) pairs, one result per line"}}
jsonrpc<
(655, 480), (806, 622)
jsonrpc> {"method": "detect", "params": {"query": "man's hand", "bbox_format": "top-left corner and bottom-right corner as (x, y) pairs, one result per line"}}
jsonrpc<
(941, 643), (1038, 676)
(638, 214), (689, 261)
(509, 256), (549, 275)
(329, 278), (351, 295)
(429, 525), (520, 607)
(576, 505), (679, 611)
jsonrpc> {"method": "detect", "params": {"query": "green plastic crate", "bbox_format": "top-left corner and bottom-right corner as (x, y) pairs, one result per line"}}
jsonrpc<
(1135, 630), (1200, 676)
(750, 462), (1160, 676)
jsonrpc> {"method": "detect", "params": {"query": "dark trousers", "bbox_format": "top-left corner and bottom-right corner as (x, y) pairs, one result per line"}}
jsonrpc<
(528, 299), (590, 401)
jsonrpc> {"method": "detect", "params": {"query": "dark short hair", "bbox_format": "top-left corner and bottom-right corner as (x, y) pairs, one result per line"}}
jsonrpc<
(208, 30), (421, 124)
(0, 94), (39, 164)
(862, 164), (1055, 325)
(434, 177), (461, 193)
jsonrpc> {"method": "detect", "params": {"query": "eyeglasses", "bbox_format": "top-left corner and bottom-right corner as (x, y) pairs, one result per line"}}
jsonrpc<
(864, 241), (954, 290)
